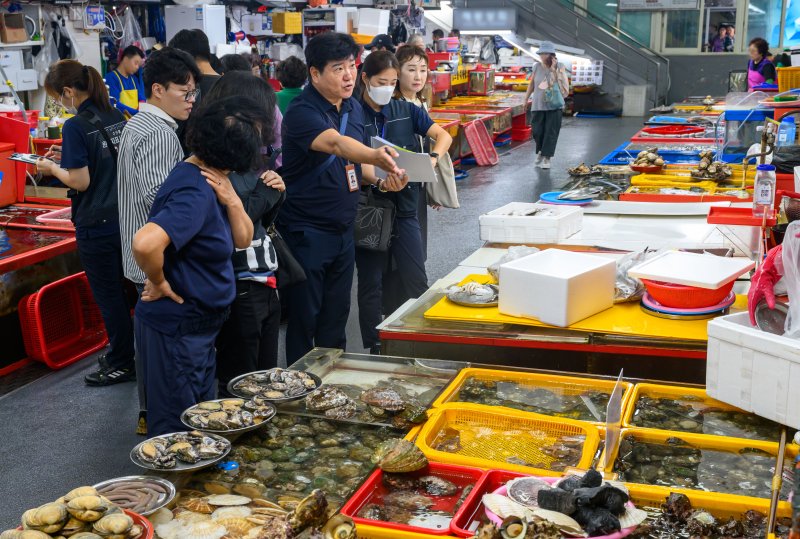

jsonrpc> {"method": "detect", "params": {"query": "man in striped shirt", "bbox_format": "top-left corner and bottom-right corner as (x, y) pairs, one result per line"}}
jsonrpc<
(117, 47), (201, 434)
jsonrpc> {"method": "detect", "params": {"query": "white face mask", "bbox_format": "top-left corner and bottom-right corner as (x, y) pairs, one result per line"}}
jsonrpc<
(367, 83), (395, 106)
(60, 92), (77, 115)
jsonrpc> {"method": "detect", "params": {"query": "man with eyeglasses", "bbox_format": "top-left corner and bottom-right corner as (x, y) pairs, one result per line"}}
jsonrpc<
(117, 47), (201, 435)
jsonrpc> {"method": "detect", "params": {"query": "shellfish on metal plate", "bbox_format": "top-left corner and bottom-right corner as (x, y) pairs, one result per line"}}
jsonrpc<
(134, 431), (228, 470)
(231, 369), (319, 400)
(183, 398), (275, 430)
(446, 282), (499, 306)
(306, 386), (353, 412)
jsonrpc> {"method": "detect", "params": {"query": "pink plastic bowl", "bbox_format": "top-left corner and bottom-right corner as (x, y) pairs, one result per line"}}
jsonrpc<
(485, 481), (636, 539)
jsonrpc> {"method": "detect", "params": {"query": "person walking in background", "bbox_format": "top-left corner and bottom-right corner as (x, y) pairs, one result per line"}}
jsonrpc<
(132, 97), (257, 436)
(105, 45), (145, 117)
(278, 32), (407, 362)
(524, 41), (568, 170)
(117, 47), (201, 434)
(36, 60), (133, 387)
(204, 72), (286, 393)
(276, 56), (307, 114)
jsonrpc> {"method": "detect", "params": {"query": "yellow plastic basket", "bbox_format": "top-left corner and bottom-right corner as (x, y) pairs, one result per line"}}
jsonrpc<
(623, 383), (781, 443)
(356, 523), (445, 539)
(778, 66), (800, 93)
(416, 403), (600, 477)
(431, 368), (634, 426)
(602, 428), (796, 507)
(630, 176), (720, 189)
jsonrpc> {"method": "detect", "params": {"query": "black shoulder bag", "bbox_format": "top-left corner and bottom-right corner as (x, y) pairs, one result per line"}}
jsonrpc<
(354, 188), (395, 252)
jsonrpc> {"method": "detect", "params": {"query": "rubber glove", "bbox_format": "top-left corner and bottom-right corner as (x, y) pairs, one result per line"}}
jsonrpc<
(748, 244), (783, 325)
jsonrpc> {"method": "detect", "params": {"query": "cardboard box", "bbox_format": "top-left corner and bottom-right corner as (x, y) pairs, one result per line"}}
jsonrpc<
(0, 13), (27, 44)
(271, 12), (302, 35)
(14, 69), (37, 91)
(498, 249), (615, 327)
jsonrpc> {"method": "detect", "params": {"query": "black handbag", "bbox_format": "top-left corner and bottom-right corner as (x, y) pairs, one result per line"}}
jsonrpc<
(268, 224), (307, 289)
(354, 188), (395, 252)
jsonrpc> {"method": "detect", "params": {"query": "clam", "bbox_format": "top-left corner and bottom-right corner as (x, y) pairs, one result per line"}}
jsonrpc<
(92, 512), (133, 535)
(67, 496), (109, 522)
(530, 508), (585, 537)
(25, 503), (68, 534)
(64, 487), (99, 502)
(322, 514), (355, 539)
(499, 516), (527, 539)
(2, 532), (54, 539)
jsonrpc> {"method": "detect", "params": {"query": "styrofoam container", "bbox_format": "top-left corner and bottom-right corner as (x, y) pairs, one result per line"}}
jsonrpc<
(479, 202), (583, 243)
(498, 249), (616, 327)
(707, 311), (800, 430)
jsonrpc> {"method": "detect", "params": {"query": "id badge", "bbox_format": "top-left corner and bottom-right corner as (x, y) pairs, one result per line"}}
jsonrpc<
(346, 164), (359, 192)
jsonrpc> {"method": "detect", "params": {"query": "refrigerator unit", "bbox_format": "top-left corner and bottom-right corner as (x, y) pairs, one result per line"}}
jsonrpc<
(165, 5), (227, 54)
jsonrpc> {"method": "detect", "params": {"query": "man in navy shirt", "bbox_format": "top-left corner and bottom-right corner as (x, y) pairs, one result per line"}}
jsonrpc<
(279, 32), (407, 362)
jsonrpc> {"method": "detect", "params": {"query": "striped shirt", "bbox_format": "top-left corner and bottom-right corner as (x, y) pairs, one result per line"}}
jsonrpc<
(117, 103), (184, 284)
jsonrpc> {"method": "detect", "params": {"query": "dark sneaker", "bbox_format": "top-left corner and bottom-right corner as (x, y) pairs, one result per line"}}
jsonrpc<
(84, 365), (136, 386)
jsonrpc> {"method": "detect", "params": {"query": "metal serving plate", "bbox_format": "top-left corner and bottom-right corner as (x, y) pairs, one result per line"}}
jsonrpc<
(93, 475), (176, 516)
(227, 369), (323, 403)
(130, 431), (231, 473)
(180, 398), (276, 435)
(755, 300), (789, 335)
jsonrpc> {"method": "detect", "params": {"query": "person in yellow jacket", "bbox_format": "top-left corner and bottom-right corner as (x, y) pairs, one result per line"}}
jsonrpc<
(105, 46), (145, 117)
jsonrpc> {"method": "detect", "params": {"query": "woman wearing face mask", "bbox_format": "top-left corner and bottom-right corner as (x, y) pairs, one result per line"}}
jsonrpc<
(355, 51), (452, 354)
(36, 60), (136, 386)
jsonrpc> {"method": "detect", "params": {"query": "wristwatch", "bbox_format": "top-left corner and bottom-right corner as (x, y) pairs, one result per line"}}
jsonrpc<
(376, 178), (388, 192)
(429, 152), (440, 162)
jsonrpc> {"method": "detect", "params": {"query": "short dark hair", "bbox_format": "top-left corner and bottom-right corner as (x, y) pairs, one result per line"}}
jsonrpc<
(220, 53), (252, 73)
(432, 29), (444, 40)
(169, 29), (212, 62)
(122, 45), (145, 59)
(187, 96), (264, 173)
(276, 56), (307, 89)
(205, 71), (277, 147)
(305, 32), (360, 73)
(143, 47), (201, 99)
(450, 28), (461, 37)
(750, 37), (770, 57)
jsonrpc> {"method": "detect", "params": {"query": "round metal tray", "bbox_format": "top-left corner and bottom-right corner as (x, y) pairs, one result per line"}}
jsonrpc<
(640, 302), (729, 321)
(130, 431), (231, 473)
(227, 370), (323, 403)
(754, 300), (789, 335)
(180, 398), (276, 435)
(446, 296), (498, 308)
(93, 475), (176, 516)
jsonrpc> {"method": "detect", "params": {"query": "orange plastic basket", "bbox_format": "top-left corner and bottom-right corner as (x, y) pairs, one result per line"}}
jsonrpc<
(18, 272), (108, 369)
(416, 403), (599, 477)
(432, 368), (634, 427)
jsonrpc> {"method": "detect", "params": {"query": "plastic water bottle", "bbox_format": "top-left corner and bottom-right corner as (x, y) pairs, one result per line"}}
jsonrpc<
(753, 163), (777, 218)
(778, 117), (797, 147)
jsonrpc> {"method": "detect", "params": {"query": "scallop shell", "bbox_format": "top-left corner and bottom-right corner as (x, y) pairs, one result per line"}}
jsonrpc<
(211, 506), (253, 520)
(530, 508), (585, 537)
(481, 494), (531, 520)
(156, 520), (186, 539)
(618, 506), (648, 529)
(180, 498), (214, 514)
(245, 527), (265, 539)
(214, 517), (257, 537)
(147, 507), (174, 527)
(182, 520), (227, 539)
(206, 495), (251, 506)
(173, 509), (212, 524)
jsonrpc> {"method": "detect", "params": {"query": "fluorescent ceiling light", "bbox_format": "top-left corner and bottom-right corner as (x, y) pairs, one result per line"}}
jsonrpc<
(463, 30), (515, 35)
(524, 38), (586, 56)
(748, 3), (765, 14)
(605, 3), (618, 6)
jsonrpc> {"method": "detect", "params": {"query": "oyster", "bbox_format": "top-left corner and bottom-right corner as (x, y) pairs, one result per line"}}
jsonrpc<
(382, 491), (434, 510)
(360, 388), (406, 412)
(169, 441), (201, 463)
(306, 387), (352, 412)
(287, 489), (328, 533)
(233, 369), (319, 400)
(418, 476), (458, 496)
(372, 439), (428, 473)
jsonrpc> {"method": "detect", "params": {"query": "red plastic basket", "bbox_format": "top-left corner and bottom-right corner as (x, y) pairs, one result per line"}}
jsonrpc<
(464, 120), (499, 166)
(511, 126), (531, 141)
(450, 469), (525, 537)
(341, 462), (484, 536)
(641, 279), (735, 309)
(18, 272), (108, 369)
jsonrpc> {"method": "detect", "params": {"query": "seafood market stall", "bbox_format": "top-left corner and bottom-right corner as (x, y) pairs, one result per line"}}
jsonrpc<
(5, 349), (797, 539)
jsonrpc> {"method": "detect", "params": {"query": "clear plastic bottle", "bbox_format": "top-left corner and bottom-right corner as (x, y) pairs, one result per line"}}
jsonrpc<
(753, 163), (777, 218)
(778, 117), (797, 147)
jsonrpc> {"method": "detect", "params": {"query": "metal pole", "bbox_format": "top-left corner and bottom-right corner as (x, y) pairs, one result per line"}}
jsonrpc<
(0, 62), (27, 124)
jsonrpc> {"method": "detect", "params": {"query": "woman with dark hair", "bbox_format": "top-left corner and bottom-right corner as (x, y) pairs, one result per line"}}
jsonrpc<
(203, 72), (286, 393)
(220, 53), (254, 74)
(105, 45), (145, 117)
(132, 96), (258, 436)
(36, 60), (135, 386)
(355, 50), (452, 354)
(276, 56), (307, 113)
(748, 37), (776, 90)
(395, 46), (428, 107)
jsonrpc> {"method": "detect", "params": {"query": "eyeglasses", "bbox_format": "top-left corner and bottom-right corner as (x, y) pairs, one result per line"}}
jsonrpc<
(182, 88), (200, 102)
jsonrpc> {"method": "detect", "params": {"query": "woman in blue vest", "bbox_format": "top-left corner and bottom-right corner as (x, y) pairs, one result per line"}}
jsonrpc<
(355, 51), (452, 354)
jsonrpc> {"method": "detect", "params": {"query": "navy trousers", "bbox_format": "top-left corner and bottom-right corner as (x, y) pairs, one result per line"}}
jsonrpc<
(281, 227), (355, 363)
(135, 315), (224, 437)
(76, 230), (135, 370)
(356, 216), (428, 349)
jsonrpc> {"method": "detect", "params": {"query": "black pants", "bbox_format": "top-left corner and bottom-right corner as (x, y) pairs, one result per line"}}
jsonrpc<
(356, 216), (428, 349)
(531, 109), (563, 158)
(216, 281), (280, 392)
(76, 230), (135, 370)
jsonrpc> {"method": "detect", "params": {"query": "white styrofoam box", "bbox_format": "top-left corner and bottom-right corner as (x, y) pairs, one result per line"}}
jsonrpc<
(356, 8), (389, 33)
(242, 13), (273, 36)
(479, 202), (583, 244)
(622, 85), (647, 117)
(707, 311), (800, 430)
(14, 69), (37, 91)
(270, 43), (302, 61)
(0, 50), (22, 71)
(356, 24), (387, 37)
(498, 249), (616, 327)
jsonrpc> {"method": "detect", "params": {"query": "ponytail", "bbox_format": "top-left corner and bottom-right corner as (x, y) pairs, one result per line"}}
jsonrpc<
(44, 60), (112, 112)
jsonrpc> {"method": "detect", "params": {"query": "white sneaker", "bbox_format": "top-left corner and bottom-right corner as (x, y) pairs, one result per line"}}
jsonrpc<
(541, 157), (551, 169)
(535, 153), (544, 166)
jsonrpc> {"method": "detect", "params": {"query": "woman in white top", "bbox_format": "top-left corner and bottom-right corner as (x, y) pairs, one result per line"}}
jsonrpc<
(523, 41), (569, 169)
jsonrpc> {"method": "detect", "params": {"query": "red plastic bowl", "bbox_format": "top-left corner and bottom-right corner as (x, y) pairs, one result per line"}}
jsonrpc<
(641, 279), (736, 309)
(341, 462), (484, 536)
(630, 164), (664, 173)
